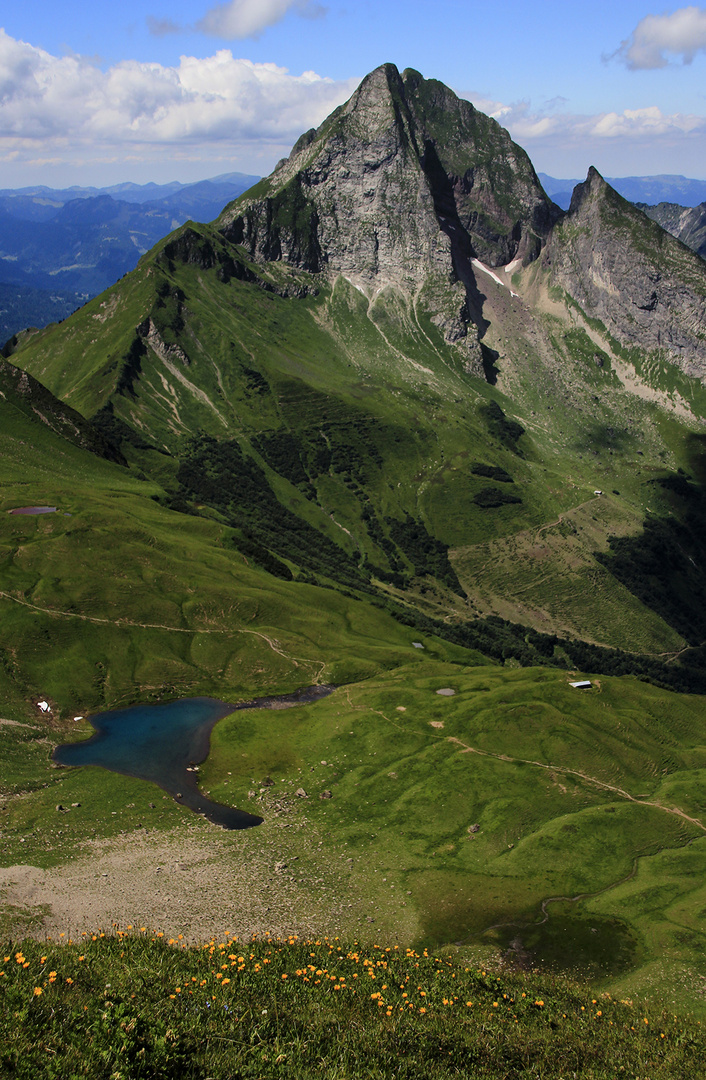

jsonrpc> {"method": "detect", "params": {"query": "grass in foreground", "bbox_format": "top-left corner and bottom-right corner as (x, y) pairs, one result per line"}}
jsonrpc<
(1, 932), (703, 1079)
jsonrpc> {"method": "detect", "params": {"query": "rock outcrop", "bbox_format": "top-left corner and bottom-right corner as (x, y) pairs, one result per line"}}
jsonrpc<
(543, 168), (706, 378)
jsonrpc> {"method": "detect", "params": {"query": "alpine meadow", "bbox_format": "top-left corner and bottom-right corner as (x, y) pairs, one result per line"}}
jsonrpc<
(2, 63), (706, 1078)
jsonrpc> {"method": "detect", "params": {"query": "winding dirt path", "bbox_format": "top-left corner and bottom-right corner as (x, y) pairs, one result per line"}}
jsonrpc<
(445, 735), (706, 834)
(0, 591), (327, 683)
(346, 684), (706, 835)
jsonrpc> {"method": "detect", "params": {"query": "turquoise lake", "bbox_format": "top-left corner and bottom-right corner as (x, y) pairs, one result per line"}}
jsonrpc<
(53, 686), (335, 829)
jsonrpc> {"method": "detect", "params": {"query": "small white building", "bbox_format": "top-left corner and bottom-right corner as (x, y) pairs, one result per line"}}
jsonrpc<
(569, 680), (592, 689)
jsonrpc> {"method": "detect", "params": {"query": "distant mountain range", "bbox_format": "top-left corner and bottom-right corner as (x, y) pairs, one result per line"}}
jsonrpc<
(0, 172), (259, 339)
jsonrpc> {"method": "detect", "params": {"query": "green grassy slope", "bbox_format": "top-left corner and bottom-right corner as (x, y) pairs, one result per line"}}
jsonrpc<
(8, 219), (705, 659)
(4, 157), (706, 1022)
(4, 648), (706, 1010)
(198, 665), (706, 1009)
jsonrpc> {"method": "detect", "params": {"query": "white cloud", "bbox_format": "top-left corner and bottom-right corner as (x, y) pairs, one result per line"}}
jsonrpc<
(461, 90), (706, 144)
(196, 0), (325, 39)
(458, 88), (706, 176)
(613, 6), (706, 69)
(0, 29), (357, 180)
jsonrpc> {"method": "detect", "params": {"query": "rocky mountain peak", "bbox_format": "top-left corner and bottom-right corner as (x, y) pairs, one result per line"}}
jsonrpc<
(566, 166), (609, 215)
(217, 63), (557, 370)
(221, 63), (557, 281)
(544, 167), (706, 377)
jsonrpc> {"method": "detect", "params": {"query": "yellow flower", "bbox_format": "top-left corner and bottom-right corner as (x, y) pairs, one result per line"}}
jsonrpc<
(33, 987), (43, 996)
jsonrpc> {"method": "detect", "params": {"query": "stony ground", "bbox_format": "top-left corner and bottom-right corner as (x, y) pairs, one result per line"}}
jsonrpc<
(0, 802), (421, 946)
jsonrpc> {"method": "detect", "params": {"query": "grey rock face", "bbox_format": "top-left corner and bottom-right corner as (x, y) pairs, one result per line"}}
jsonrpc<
(218, 64), (558, 369)
(638, 201), (706, 262)
(544, 169), (706, 378)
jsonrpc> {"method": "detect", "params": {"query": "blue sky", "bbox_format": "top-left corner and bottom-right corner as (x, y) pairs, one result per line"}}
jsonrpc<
(2, 1), (706, 186)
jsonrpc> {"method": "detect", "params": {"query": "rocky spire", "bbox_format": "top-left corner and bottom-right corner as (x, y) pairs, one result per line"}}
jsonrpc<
(543, 168), (706, 377)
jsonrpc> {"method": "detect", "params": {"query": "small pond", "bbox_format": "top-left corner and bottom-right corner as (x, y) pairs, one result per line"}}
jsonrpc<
(8, 506), (57, 515)
(53, 685), (335, 830)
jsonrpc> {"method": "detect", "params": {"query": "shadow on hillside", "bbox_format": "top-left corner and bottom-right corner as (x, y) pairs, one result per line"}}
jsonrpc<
(488, 908), (640, 980)
(596, 437), (706, 647)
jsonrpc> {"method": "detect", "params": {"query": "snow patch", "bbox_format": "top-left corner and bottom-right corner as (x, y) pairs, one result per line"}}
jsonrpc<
(471, 258), (519, 298)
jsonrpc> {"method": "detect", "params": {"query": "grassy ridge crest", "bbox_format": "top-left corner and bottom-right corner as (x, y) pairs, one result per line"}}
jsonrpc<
(2, 931), (704, 1079)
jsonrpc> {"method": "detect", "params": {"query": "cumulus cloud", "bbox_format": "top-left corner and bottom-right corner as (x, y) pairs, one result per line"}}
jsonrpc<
(457, 88), (706, 175)
(460, 89), (706, 144)
(612, 6), (706, 69)
(197, 0), (326, 39)
(0, 29), (357, 178)
(496, 100), (705, 142)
